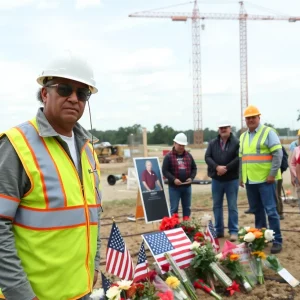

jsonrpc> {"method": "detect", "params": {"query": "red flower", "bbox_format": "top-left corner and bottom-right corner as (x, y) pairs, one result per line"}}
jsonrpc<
(183, 216), (190, 221)
(161, 264), (170, 272)
(227, 281), (240, 296)
(159, 214), (179, 231)
(194, 232), (204, 242)
(157, 290), (174, 300)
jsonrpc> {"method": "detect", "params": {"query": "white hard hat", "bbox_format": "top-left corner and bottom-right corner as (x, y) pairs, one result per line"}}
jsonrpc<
(37, 51), (98, 94)
(218, 120), (231, 128)
(173, 133), (188, 146)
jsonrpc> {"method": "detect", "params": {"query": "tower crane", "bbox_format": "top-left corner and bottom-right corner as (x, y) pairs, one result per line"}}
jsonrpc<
(129, 1), (300, 145)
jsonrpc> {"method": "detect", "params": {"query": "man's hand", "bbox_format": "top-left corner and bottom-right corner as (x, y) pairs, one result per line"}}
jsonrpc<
(266, 175), (275, 184)
(174, 179), (182, 185)
(185, 178), (192, 184)
(93, 270), (99, 287)
(216, 165), (227, 176)
(239, 181), (244, 188)
(32, 297), (39, 300)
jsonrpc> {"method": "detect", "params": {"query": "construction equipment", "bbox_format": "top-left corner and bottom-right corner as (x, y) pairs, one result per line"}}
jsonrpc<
(129, 1), (300, 143)
(94, 142), (125, 163)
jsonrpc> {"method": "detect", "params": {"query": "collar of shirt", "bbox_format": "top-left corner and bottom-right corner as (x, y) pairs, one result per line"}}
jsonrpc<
(36, 107), (97, 142)
(247, 123), (262, 134)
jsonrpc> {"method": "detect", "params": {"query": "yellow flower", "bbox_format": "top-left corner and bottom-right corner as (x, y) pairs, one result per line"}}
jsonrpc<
(229, 254), (240, 261)
(257, 251), (266, 259)
(166, 276), (180, 289)
(251, 251), (266, 259)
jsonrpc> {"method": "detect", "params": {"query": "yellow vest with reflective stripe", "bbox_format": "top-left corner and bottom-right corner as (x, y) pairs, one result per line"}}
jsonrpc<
(239, 125), (282, 183)
(0, 118), (101, 300)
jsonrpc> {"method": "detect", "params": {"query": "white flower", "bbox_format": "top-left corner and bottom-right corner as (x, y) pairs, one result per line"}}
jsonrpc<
(264, 229), (275, 242)
(200, 214), (212, 226)
(244, 226), (250, 231)
(106, 286), (121, 300)
(244, 232), (255, 243)
(90, 288), (105, 300)
(116, 280), (133, 290)
(190, 241), (201, 250)
(215, 253), (223, 261)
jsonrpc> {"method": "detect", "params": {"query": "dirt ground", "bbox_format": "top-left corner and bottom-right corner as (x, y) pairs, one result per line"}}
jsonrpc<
(95, 148), (300, 299)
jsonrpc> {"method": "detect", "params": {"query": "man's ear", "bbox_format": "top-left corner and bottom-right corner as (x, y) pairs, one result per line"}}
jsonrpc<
(41, 87), (48, 104)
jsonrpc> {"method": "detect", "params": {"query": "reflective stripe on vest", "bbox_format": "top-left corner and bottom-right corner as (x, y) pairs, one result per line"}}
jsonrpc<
(12, 205), (99, 230)
(16, 122), (67, 208)
(0, 195), (20, 220)
(0, 117), (101, 300)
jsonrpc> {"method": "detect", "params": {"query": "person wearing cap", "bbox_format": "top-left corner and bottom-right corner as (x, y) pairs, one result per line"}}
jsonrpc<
(205, 120), (239, 242)
(288, 130), (300, 199)
(162, 133), (197, 220)
(239, 105), (283, 254)
(0, 53), (101, 300)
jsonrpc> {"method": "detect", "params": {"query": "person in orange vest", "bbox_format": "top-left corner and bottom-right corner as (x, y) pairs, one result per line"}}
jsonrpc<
(0, 52), (101, 300)
(239, 105), (283, 254)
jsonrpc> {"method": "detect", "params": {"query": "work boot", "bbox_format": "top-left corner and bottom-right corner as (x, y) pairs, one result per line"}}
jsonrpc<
(244, 209), (254, 214)
(229, 234), (238, 242)
(216, 233), (224, 238)
(270, 243), (282, 254)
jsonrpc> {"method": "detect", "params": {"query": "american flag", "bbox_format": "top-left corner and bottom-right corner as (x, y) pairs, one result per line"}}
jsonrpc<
(101, 272), (111, 294)
(133, 241), (149, 282)
(142, 228), (194, 271)
(204, 220), (220, 253)
(106, 222), (134, 280)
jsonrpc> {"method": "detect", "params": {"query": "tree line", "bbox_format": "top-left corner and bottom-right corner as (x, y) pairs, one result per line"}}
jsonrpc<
(89, 123), (299, 145)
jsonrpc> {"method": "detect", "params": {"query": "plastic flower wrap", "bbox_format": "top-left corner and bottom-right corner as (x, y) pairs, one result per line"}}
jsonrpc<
(220, 253), (253, 293)
(190, 242), (235, 291)
(164, 253), (198, 300)
(238, 227), (273, 284)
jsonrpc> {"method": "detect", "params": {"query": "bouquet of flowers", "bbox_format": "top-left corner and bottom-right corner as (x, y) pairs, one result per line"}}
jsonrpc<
(190, 242), (239, 295)
(105, 279), (163, 300)
(159, 215), (205, 244)
(219, 253), (253, 292)
(238, 227), (275, 284)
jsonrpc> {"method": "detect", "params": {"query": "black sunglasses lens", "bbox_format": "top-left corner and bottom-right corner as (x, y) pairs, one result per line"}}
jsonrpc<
(77, 88), (91, 102)
(57, 84), (73, 97)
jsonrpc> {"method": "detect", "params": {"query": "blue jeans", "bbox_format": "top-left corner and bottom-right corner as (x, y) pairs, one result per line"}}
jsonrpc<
(169, 185), (192, 217)
(246, 182), (282, 244)
(212, 179), (239, 235)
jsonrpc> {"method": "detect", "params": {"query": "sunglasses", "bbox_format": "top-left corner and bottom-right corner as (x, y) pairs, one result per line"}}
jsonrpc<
(46, 83), (91, 102)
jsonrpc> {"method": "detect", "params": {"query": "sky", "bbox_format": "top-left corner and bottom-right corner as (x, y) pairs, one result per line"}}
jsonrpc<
(1, 0), (300, 133)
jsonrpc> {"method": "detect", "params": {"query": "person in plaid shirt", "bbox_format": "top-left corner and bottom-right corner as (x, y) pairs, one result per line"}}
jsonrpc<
(162, 133), (197, 220)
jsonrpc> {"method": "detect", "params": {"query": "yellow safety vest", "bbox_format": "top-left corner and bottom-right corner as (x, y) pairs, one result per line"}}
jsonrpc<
(0, 118), (101, 300)
(239, 125), (282, 183)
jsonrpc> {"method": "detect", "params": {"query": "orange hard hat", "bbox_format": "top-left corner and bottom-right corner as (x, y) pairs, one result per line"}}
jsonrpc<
(243, 105), (261, 118)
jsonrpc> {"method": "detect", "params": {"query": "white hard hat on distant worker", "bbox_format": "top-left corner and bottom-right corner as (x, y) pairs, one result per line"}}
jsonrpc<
(218, 120), (231, 128)
(36, 51), (98, 94)
(243, 105), (261, 118)
(173, 133), (188, 146)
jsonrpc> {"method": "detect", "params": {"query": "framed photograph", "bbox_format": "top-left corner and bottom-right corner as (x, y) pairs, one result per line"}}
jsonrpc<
(133, 157), (170, 223)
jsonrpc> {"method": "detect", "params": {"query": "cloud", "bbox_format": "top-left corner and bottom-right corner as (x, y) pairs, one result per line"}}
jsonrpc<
(0, 0), (34, 9)
(75, 0), (101, 9)
(37, 0), (59, 9)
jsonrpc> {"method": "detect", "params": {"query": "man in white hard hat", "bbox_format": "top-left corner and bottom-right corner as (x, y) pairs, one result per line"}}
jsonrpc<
(162, 133), (197, 220)
(0, 52), (101, 300)
(205, 120), (239, 242)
